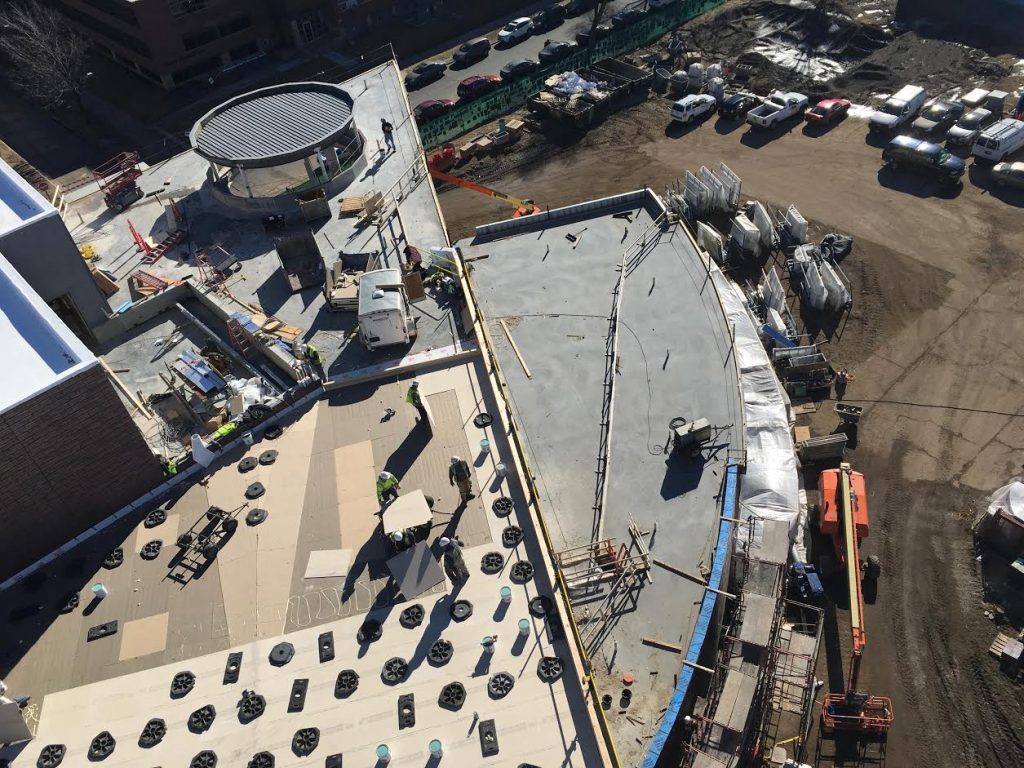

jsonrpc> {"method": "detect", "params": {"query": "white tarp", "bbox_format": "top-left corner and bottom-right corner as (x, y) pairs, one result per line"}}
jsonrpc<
(988, 480), (1024, 524)
(763, 267), (786, 314)
(697, 221), (725, 264)
(711, 264), (800, 545)
(820, 260), (851, 311)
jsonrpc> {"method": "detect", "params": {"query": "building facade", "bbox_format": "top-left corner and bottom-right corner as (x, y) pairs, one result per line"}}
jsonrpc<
(56, 0), (339, 89)
(0, 159), (110, 341)
(0, 251), (163, 582)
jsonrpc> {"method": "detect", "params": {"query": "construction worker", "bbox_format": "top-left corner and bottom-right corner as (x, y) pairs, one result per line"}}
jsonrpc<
(0, 679), (29, 709)
(406, 381), (430, 427)
(404, 244), (423, 273)
(377, 470), (400, 504)
(449, 455), (474, 502)
(304, 343), (322, 366)
(160, 456), (178, 477)
(381, 118), (395, 152)
(439, 535), (470, 585)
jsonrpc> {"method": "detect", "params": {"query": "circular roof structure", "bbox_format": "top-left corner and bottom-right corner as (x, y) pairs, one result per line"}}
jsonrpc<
(190, 82), (355, 169)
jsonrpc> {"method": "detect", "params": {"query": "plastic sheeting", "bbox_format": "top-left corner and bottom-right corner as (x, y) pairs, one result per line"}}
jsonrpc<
(713, 265), (801, 543)
(988, 480), (1024, 524)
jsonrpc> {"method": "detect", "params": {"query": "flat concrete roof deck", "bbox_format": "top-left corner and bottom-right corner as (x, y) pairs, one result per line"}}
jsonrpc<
(0, 358), (604, 767)
(457, 191), (745, 765)
(74, 62), (455, 377)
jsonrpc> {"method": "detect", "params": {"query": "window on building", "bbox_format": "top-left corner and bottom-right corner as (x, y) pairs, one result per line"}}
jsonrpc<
(218, 15), (251, 37)
(58, 0), (138, 27)
(167, 0), (208, 18)
(59, 5), (152, 56)
(297, 10), (328, 43)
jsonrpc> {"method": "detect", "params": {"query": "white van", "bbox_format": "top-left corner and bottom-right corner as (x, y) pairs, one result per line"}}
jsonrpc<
(868, 85), (927, 135)
(971, 118), (1024, 162)
(357, 269), (417, 349)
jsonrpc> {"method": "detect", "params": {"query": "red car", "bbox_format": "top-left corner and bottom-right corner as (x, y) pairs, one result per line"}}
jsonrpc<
(805, 98), (851, 125)
(457, 74), (502, 102)
(414, 99), (454, 125)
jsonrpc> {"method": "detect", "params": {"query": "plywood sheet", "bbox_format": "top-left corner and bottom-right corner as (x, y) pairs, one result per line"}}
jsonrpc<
(304, 549), (352, 579)
(118, 612), (169, 661)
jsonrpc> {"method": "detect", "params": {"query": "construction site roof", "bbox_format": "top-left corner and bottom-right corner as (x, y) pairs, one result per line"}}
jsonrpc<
(0, 250), (94, 415)
(190, 82), (355, 168)
(0, 158), (50, 234)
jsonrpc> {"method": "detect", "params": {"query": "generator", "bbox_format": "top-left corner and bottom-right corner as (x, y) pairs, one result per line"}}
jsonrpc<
(671, 417), (712, 456)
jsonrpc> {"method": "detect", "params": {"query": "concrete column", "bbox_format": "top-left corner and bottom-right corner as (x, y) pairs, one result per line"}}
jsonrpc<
(316, 150), (329, 180)
(303, 156), (316, 184)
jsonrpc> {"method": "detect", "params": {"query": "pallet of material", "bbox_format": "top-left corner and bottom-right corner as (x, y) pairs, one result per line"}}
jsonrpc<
(249, 311), (302, 341)
(989, 632), (1016, 658)
(337, 195), (370, 217)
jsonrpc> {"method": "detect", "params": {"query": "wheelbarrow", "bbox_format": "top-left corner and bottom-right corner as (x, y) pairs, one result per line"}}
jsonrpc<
(834, 403), (863, 425)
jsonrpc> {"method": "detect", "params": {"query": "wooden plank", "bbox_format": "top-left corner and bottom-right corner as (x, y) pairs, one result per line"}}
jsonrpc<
(498, 318), (532, 379)
(641, 636), (683, 654)
(653, 558), (736, 598)
(100, 358), (153, 419)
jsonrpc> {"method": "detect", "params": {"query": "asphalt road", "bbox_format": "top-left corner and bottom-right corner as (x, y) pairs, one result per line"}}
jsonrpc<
(403, 0), (637, 107)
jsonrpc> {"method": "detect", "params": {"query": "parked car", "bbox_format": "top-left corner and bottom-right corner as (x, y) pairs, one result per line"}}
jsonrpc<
(869, 84), (927, 135)
(414, 99), (454, 124)
(532, 5), (567, 31)
(882, 135), (965, 185)
(575, 23), (612, 47)
(453, 37), (491, 66)
(805, 98), (850, 125)
(538, 39), (578, 64)
(913, 99), (965, 135)
(719, 93), (761, 120)
(611, 8), (646, 28)
(500, 58), (539, 81)
(972, 118), (1024, 162)
(498, 17), (533, 46)
(564, 0), (594, 17)
(405, 61), (446, 90)
(990, 160), (1024, 189)
(457, 74), (502, 101)
(945, 108), (997, 147)
(671, 94), (716, 124)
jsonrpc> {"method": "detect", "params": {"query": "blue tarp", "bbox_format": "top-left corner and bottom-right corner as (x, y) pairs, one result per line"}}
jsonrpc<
(761, 323), (796, 348)
(640, 459), (740, 768)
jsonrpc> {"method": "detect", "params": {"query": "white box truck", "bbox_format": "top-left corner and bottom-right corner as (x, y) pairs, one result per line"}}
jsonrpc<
(357, 269), (418, 350)
(972, 118), (1024, 162)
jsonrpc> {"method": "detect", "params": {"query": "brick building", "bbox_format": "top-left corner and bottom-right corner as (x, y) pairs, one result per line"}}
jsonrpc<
(56, 0), (338, 89)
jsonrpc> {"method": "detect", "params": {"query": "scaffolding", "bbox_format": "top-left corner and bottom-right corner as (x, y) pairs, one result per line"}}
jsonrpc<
(682, 525), (822, 768)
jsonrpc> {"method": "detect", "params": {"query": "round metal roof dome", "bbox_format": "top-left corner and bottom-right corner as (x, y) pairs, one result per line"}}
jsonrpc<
(190, 82), (355, 169)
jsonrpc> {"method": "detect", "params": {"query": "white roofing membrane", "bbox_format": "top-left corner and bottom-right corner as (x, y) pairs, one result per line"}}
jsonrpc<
(0, 250), (94, 414)
(0, 159), (48, 234)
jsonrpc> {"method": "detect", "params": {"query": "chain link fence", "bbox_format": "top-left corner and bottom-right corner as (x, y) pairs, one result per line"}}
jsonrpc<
(418, 0), (726, 149)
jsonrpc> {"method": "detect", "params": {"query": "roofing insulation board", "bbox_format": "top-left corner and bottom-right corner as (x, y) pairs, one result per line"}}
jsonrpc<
(192, 84), (354, 166)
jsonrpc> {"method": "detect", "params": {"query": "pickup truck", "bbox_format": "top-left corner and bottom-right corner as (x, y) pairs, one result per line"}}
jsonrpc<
(746, 91), (808, 129)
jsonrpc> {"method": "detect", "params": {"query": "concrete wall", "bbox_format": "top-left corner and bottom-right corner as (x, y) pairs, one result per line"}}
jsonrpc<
(0, 365), (164, 581)
(0, 212), (111, 337)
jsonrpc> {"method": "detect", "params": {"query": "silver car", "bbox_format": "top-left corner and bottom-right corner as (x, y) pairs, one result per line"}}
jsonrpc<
(946, 108), (996, 146)
(991, 161), (1024, 190)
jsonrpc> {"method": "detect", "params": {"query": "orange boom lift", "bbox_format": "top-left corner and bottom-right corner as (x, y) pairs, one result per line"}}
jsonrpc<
(429, 168), (540, 218)
(818, 462), (893, 735)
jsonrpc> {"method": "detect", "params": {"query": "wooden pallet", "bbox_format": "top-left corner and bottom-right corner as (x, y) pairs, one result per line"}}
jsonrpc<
(989, 632), (1016, 658)
(337, 195), (370, 217)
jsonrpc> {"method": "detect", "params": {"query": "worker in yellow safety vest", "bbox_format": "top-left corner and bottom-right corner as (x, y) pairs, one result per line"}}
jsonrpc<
(304, 343), (322, 366)
(405, 381), (430, 428)
(377, 470), (400, 503)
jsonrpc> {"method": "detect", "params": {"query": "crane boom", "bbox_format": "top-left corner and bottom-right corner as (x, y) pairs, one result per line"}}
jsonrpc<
(429, 169), (540, 217)
(839, 463), (867, 689)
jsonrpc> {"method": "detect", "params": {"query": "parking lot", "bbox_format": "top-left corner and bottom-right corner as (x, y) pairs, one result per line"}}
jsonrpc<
(438, 100), (1024, 768)
(403, 0), (637, 108)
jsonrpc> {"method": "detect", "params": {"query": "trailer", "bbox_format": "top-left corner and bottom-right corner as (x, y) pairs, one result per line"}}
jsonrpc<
(357, 269), (417, 350)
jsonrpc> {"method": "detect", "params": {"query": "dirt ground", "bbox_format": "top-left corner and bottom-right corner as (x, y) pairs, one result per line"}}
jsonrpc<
(439, 93), (1024, 765)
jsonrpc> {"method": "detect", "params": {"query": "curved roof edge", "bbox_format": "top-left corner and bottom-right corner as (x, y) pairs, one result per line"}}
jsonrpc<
(190, 82), (355, 169)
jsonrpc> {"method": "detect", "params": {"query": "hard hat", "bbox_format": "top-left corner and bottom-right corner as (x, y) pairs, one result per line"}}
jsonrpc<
(438, 536), (451, 548)
(411, 380), (419, 387)
(451, 456), (461, 464)
(379, 471), (389, 480)
(392, 531), (403, 542)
